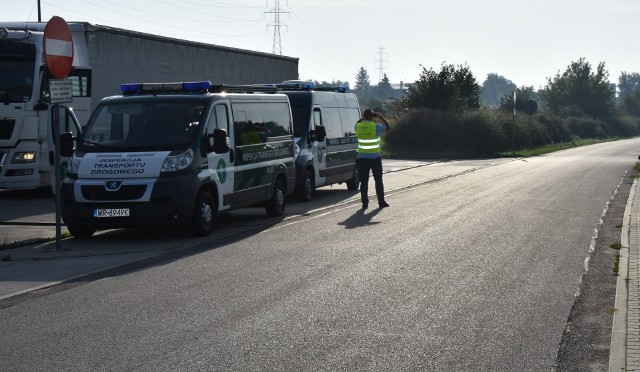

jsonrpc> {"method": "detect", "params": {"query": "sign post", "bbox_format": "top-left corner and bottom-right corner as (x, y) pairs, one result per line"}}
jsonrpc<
(44, 16), (74, 251)
(512, 90), (516, 156)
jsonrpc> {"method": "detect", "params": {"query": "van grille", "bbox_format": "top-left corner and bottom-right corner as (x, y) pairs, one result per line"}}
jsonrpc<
(0, 118), (16, 140)
(81, 184), (147, 201)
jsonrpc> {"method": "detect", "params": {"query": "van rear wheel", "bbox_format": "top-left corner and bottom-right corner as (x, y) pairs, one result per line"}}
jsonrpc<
(266, 178), (286, 217)
(346, 168), (360, 191)
(191, 191), (215, 236)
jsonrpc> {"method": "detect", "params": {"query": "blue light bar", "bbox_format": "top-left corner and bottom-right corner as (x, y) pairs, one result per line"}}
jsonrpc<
(301, 82), (316, 89)
(183, 81), (212, 91)
(121, 83), (142, 93)
(120, 81), (212, 94)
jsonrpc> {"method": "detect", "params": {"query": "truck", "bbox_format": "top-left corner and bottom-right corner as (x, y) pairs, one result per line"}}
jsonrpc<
(0, 21), (299, 190)
(60, 81), (296, 238)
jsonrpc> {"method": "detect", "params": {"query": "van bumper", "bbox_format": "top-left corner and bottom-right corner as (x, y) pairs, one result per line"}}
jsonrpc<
(61, 174), (198, 229)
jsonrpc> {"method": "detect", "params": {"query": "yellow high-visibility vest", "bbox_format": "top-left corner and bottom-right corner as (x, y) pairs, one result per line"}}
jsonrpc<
(355, 121), (381, 154)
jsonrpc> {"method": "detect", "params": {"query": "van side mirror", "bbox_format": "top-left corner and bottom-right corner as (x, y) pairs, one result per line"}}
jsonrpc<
(59, 132), (74, 157)
(309, 125), (327, 142)
(211, 128), (230, 153)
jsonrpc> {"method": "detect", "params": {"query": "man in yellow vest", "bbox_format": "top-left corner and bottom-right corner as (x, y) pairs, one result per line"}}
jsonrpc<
(355, 109), (390, 209)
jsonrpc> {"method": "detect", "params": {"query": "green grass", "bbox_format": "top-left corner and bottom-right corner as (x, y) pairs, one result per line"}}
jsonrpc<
(610, 242), (622, 250)
(0, 237), (17, 250)
(384, 137), (616, 159)
(498, 138), (609, 158)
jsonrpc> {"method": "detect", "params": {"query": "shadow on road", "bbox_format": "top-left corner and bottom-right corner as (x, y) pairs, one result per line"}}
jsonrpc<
(338, 207), (382, 229)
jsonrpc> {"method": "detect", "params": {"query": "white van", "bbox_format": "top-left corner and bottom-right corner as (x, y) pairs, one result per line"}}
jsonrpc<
(60, 81), (295, 238)
(278, 82), (361, 201)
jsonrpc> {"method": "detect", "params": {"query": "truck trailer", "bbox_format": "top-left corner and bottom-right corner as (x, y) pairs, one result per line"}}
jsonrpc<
(0, 21), (299, 190)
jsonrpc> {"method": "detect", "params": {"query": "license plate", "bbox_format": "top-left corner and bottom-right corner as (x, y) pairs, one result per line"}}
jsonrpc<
(93, 208), (129, 218)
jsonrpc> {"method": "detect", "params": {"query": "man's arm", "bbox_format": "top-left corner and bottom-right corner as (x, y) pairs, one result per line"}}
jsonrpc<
(374, 113), (390, 130)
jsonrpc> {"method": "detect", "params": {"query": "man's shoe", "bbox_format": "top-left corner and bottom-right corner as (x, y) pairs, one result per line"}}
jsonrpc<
(362, 203), (369, 210)
(378, 201), (389, 208)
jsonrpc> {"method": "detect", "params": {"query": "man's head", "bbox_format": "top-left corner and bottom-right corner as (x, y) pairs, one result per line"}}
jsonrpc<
(363, 109), (374, 121)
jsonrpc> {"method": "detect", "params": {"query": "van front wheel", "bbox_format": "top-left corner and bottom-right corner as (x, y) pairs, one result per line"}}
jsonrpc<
(266, 178), (286, 217)
(67, 225), (96, 239)
(297, 169), (315, 202)
(191, 191), (215, 236)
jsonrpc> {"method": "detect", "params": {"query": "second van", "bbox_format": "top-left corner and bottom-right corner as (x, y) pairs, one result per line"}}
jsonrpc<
(278, 82), (361, 201)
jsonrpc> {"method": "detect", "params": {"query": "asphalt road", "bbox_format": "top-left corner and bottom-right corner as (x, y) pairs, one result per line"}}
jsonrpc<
(1, 139), (639, 371)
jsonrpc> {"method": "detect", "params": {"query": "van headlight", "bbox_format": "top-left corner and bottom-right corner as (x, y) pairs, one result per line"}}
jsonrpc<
(162, 148), (194, 173)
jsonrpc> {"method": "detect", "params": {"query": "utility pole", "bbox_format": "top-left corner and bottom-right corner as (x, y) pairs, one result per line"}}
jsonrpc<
(37, 0), (42, 22)
(265, 0), (289, 55)
(374, 47), (388, 82)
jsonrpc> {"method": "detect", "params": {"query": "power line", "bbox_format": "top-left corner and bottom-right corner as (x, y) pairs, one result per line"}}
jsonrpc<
(264, 0), (289, 55)
(375, 46), (389, 81)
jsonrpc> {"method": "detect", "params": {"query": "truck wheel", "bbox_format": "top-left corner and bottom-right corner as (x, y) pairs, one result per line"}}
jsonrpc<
(266, 178), (286, 217)
(67, 225), (96, 239)
(346, 168), (360, 191)
(190, 191), (215, 236)
(297, 169), (315, 202)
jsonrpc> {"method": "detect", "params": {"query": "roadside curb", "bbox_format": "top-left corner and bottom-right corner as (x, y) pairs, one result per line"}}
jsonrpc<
(609, 178), (635, 371)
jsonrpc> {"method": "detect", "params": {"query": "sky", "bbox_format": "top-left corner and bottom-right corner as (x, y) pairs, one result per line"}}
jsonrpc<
(5, 0), (640, 90)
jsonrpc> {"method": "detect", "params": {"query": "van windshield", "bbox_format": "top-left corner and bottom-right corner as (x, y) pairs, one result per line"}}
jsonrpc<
(0, 42), (35, 103)
(80, 101), (205, 150)
(290, 105), (311, 137)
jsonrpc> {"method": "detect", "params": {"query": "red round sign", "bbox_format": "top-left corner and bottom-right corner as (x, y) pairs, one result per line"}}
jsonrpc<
(43, 16), (74, 79)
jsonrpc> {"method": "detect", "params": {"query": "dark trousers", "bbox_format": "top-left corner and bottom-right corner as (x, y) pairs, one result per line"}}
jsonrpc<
(357, 156), (385, 205)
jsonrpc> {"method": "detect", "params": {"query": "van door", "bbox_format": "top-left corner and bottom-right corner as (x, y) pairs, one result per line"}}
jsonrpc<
(47, 104), (81, 191)
(206, 101), (235, 212)
(311, 106), (328, 186)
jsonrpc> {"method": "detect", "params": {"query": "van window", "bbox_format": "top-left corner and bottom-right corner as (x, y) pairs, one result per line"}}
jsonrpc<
(340, 107), (359, 136)
(262, 102), (292, 138)
(215, 105), (229, 132)
(233, 106), (260, 146)
(233, 102), (291, 146)
(208, 104), (229, 134)
(313, 108), (322, 127)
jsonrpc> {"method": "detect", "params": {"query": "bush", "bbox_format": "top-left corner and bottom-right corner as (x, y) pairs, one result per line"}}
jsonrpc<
(385, 107), (640, 158)
(385, 108), (508, 157)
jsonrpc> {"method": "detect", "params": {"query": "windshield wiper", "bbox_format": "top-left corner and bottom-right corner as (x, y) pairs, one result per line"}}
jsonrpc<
(79, 139), (108, 148)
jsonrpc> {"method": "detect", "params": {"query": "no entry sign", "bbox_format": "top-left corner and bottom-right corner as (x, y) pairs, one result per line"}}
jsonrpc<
(43, 16), (74, 79)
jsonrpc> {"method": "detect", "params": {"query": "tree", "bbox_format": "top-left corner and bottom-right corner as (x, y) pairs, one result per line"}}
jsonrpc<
(481, 73), (517, 107)
(618, 72), (640, 104)
(497, 86), (538, 112)
(403, 62), (481, 112)
(378, 74), (392, 90)
(538, 58), (615, 119)
(354, 67), (371, 91)
(622, 87), (640, 116)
